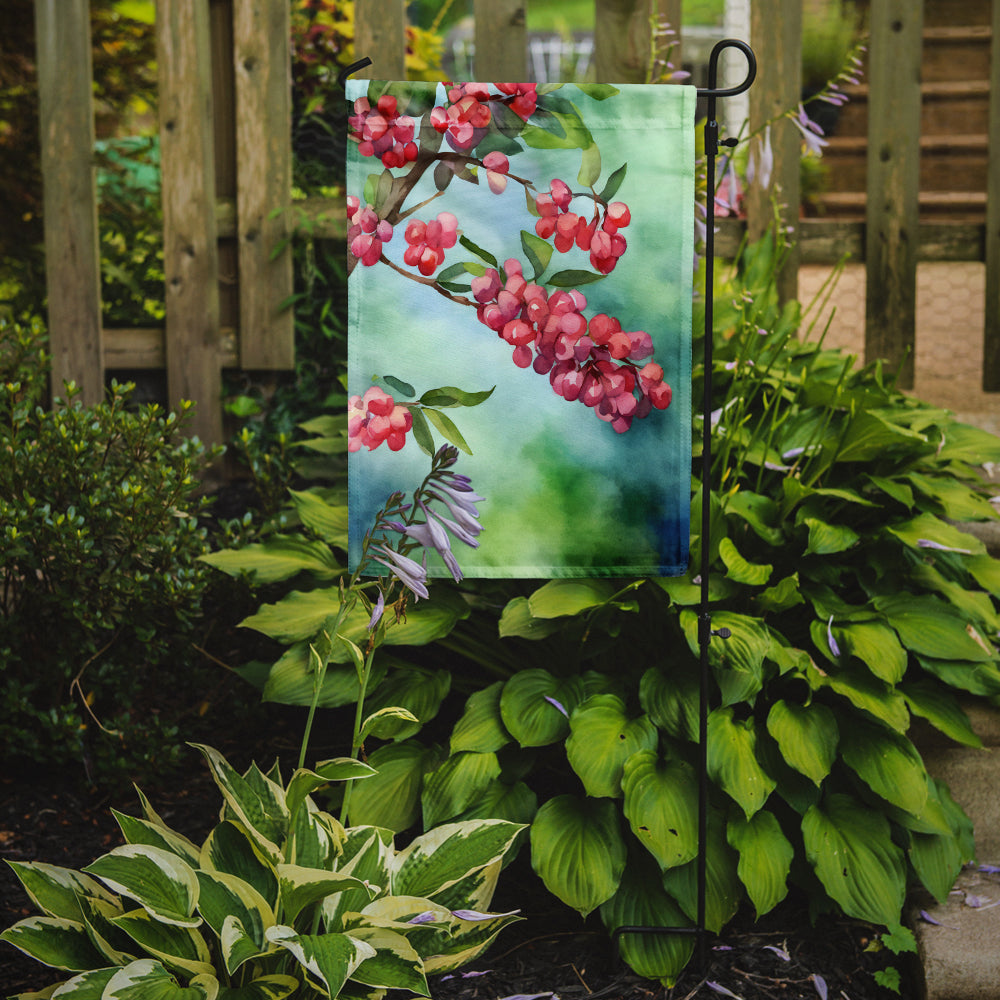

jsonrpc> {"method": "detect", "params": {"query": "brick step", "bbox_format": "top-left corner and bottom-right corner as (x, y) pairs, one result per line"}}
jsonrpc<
(832, 80), (991, 138)
(813, 190), (987, 222)
(922, 25), (993, 82)
(821, 134), (989, 193)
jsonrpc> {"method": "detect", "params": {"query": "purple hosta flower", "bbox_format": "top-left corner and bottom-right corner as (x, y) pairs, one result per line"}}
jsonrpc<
(827, 615), (842, 658)
(917, 538), (973, 555)
(763, 944), (790, 962)
(544, 695), (569, 718)
(706, 983), (742, 999)
(407, 911), (438, 925)
(367, 590), (385, 631)
(979, 864), (1000, 874)
(811, 974), (828, 1000)
(398, 502), (464, 582)
(372, 543), (429, 600)
(451, 908), (521, 921)
(791, 104), (828, 156)
(746, 125), (774, 191)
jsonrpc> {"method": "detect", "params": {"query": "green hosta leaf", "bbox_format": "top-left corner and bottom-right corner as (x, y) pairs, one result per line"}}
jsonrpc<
(765, 701), (838, 786)
(756, 573), (805, 614)
(277, 865), (373, 925)
(195, 871), (273, 974)
(191, 746), (286, 863)
(835, 410), (927, 462)
(707, 708), (776, 818)
(810, 661), (910, 732)
(112, 812), (201, 868)
(360, 706), (421, 742)
(724, 490), (785, 545)
(680, 610), (770, 706)
(566, 695), (658, 798)
(599, 852), (694, 987)
(200, 822), (278, 911)
(967, 553), (1000, 597)
(527, 578), (618, 618)
(839, 718), (928, 816)
(621, 751), (699, 870)
(886, 511), (985, 556)
(907, 472), (998, 521)
(874, 594), (995, 662)
(497, 596), (564, 639)
(392, 819), (524, 900)
(287, 489), (349, 546)
(936, 420), (1000, 464)
(719, 537), (772, 585)
(102, 959), (217, 999)
(499, 670), (584, 747)
(661, 812), (741, 933)
(916, 655), (1000, 697)
(260, 643), (385, 709)
(421, 751), (502, 828)
(111, 908), (214, 977)
(265, 926), (375, 998)
(833, 621), (908, 684)
(451, 682), (511, 753)
(727, 811), (793, 918)
(530, 795), (626, 916)
(802, 793), (906, 926)
(347, 740), (442, 832)
(0, 916), (107, 971)
(453, 779), (538, 826)
(285, 759), (376, 822)
(901, 680), (982, 748)
(216, 975), (299, 999)
(199, 536), (341, 584)
(83, 846), (200, 928)
(639, 664), (699, 742)
(4, 862), (118, 923)
(362, 667), (451, 740)
(803, 517), (859, 555)
(346, 926), (428, 994)
(909, 826), (966, 905)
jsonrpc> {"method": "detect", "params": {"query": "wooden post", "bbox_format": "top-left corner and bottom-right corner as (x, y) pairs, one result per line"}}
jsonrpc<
(983, 0), (1000, 390)
(747, 0), (801, 305)
(157, 0), (223, 444)
(34, 0), (104, 405)
(594, 0), (672, 84)
(864, 0), (923, 389)
(233, 0), (294, 369)
(474, 0), (527, 80)
(354, 0), (406, 79)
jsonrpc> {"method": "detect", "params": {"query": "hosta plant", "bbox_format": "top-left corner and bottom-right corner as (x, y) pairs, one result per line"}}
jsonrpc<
(1, 743), (523, 999)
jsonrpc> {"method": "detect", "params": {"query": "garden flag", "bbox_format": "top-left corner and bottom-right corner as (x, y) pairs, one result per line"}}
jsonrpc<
(347, 80), (696, 578)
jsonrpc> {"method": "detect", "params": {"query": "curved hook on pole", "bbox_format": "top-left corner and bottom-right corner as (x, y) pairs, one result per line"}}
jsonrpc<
(337, 56), (373, 90)
(697, 38), (756, 99)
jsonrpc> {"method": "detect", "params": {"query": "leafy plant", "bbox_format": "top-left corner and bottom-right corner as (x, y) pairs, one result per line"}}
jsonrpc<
(319, 233), (999, 984)
(0, 317), (220, 784)
(1, 743), (524, 998)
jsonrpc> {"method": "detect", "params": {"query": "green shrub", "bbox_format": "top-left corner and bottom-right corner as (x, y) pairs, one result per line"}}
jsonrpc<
(1, 743), (524, 997)
(0, 317), (220, 783)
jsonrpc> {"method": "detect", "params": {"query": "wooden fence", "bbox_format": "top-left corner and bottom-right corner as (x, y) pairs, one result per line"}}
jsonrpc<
(34, 0), (1000, 444)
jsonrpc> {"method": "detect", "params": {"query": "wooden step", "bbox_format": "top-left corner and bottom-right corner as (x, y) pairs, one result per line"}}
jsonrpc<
(822, 134), (989, 193)
(922, 0), (991, 28)
(813, 190), (987, 222)
(922, 25), (993, 83)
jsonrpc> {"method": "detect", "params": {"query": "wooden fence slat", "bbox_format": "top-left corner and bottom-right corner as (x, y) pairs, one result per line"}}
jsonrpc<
(34, 0), (103, 405)
(233, 0), (294, 369)
(747, 0), (801, 305)
(157, 0), (223, 445)
(593, 0), (663, 83)
(354, 0), (406, 80)
(474, 0), (527, 80)
(864, 0), (923, 389)
(983, 0), (1000, 389)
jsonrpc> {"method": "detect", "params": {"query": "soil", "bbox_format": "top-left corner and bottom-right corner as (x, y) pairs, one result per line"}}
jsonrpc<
(0, 739), (913, 1000)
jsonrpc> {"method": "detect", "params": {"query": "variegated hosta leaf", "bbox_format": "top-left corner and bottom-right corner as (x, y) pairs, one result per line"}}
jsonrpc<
(838, 717), (929, 817)
(285, 760), (375, 824)
(112, 811), (202, 868)
(706, 707), (776, 819)
(529, 795), (626, 917)
(110, 908), (214, 978)
(323, 829), (393, 931)
(200, 822), (279, 910)
(421, 751), (502, 829)
(499, 669), (585, 747)
(765, 700), (838, 786)
(362, 667), (452, 741)
(101, 958), (218, 999)
(421, 859), (501, 916)
(45, 966), (118, 997)
(621, 751), (699, 871)
(77, 894), (136, 966)
(450, 681), (511, 754)
(344, 926), (429, 995)
(0, 916), (107, 971)
(195, 871), (274, 974)
(288, 802), (344, 870)
(802, 793), (906, 926)
(190, 745), (288, 863)
(726, 810), (793, 917)
(599, 853), (694, 987)
(214, 974), (300, 1000)
(83, 846), (200, 928)
(391, 820), (524, 901)
(421, 906), (523, 975)
(265, 926), (376, 998)
(565, 695), (658, 798)
(661, 811), (742, 934)
(347, 740), (443, 832)
(276, 864), (375, 925)
(4, 861), (118, 922)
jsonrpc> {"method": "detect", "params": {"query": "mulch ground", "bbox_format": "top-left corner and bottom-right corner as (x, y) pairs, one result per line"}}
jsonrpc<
(1, 740), (913, 1000)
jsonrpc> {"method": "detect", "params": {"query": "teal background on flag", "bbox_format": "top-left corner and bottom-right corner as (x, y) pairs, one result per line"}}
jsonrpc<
(347, 81), (696, 577)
